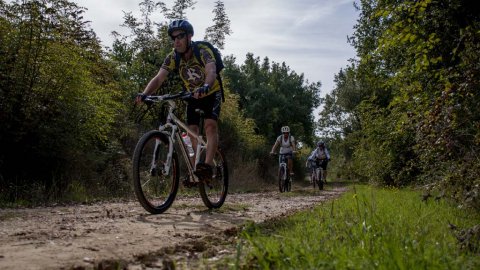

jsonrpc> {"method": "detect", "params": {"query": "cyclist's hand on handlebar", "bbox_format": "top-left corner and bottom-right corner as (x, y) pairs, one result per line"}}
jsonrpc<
(194, 84), (210, 99)
(135, 93), (147, 104)
(181, 91), (193, 100)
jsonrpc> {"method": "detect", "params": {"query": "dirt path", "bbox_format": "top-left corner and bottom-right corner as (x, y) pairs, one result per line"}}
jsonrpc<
(0, 183), (348, 269)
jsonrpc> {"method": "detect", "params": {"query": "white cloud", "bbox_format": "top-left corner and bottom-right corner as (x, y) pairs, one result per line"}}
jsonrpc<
(76, 0), (359, 111)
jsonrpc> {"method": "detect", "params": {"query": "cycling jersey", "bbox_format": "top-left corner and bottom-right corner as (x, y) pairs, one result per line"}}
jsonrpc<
(308, 147), (330, 161)
(161, 44), (221, 95)
(275, 135), (295, 155)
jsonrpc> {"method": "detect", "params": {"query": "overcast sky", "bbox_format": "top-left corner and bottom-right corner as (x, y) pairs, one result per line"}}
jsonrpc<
(76, 0), (359, 98)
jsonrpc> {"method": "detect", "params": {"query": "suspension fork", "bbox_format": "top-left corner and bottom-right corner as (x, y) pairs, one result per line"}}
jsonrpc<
(280, 162), (288, 180)
(154, 123), (177, 176)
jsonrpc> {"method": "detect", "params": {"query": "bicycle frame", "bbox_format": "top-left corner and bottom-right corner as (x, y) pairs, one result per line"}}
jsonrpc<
(279, 154), (289, 181)
(314, 166), (322, 182)
(311, 160), (325, 190)
(133, 91), (229, 213)
(146, 94), (207, 182)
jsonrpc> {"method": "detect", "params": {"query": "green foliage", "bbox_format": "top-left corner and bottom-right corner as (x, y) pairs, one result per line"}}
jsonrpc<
(220, 87), (267, 157)
(320, 0), (480, 209)
(235, 185), (480, 269)
(204, 0), (232, 49)
(0, 0), (334, 203)
(224, 53), (321, 145)
(222, 53), (321, 181)
(0, 0), (124, 202)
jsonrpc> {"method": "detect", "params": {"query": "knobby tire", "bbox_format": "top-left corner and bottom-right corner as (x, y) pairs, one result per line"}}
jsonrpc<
(199, 149), (228, 209)
(132, 130), (179, 214)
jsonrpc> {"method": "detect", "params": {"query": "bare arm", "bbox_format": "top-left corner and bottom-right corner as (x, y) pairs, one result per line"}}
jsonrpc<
(195, 61), (217, 99)
(144, 68), (169, 95)
(135, 68), (169, 103)
(205, 61), (216, 86)
(270, 140), (279, 153)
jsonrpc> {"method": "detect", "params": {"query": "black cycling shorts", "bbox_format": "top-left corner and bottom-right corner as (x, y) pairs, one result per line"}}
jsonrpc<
(186, 91), (222, 125)
(315, 159), (329, 170)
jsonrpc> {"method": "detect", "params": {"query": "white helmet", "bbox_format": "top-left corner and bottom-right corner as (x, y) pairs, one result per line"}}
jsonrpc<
(281, 126), (290, 133)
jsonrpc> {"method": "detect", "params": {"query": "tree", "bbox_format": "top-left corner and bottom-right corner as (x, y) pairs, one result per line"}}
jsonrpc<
(161, 0), (196, 20)
(323, 0), (480, 209)
(204, 0), (232, 49)
(0, 0), (122, 201)
(224, 53), (321, 145)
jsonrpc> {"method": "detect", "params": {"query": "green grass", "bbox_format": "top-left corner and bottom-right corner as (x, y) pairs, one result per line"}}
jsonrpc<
(232, 185), (480, 270)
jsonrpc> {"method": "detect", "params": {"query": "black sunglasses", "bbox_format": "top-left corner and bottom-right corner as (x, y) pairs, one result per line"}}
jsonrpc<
(171, 32), (187, 41)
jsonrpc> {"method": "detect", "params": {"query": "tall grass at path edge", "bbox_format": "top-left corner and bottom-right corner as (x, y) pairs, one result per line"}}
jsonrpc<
(232, 184), (480, 270)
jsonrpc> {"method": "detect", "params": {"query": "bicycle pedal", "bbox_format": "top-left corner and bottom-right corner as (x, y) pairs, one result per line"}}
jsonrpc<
(149, 167), (158, 176)
(182, 176), (198, 188)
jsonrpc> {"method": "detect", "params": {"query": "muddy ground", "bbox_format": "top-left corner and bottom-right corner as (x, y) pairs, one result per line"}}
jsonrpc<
(0, 182), (348, 269)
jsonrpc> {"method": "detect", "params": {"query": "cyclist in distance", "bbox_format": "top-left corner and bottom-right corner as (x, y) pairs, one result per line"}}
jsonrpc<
(135, 19), (222, 180)
(270, 126), (297, 176)
(307, 141), (331, 182)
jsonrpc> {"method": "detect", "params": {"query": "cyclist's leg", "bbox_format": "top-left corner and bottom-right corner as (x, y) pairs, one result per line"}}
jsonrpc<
(198, 92), (221, 171)
(287, 153), (294, 175)
(204, 119), (218, 166)
(186, 100), (201, 165)
(311, 166), (316, 184)
(187, 93), (220, 178)
(188, 124), (199, 165)
(322, 159), (329, 182)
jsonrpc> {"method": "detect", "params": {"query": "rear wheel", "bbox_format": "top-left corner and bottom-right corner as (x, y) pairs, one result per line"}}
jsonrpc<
(286, 176), (291, 192)
(132, 131), (179, 214)
(199, 149), (228, 209)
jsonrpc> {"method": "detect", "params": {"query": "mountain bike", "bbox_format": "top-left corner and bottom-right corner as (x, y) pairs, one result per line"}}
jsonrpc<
(311, 159), (325, 190)
(132, 91), (228, 214)
(309, 162), (317, 189)
(313, 165), (324, 190)
(273, 153), (291, 193)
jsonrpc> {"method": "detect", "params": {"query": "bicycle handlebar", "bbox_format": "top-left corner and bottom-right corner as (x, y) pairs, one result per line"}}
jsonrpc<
(142, 91), (193, 104)
(270, 152), (296, 156)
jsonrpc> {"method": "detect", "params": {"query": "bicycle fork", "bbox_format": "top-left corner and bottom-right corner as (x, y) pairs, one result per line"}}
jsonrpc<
(280, 163), (288, 180)
(149, 134), (175, 176)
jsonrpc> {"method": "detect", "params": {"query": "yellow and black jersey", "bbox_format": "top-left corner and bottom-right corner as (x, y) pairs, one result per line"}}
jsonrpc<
(161, 44), (221, 96)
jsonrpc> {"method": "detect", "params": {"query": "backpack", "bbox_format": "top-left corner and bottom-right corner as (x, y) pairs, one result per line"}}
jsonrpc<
(174, 41), (225, 101)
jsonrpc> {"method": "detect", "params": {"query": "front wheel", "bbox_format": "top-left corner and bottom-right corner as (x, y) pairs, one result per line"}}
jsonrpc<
(286, 176), (291, 192)
(199, 149), (228, 209)
(132, 130), (179, 214)
(311, 171), (316, 189)
(318, 169), (324, 190)
(278, 166), (286, 193)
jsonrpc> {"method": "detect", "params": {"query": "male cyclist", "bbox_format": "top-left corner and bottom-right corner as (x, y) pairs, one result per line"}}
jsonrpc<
(135, 20), (221, 180)
(270, 126), (296, 176)
(307, 141), (331, 182)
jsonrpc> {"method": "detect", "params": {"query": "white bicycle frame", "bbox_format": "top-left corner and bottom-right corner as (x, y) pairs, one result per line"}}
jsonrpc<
(279, 154), (288, 181)
(314, 166), (322, 183)
(147, 95), (207, 182)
